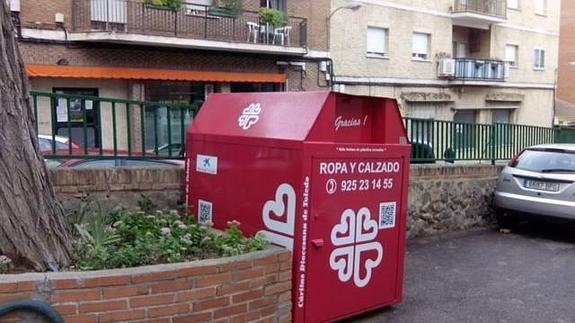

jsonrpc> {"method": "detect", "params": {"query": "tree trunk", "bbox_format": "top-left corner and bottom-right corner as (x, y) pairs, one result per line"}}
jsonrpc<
(0, 2), (71, 271)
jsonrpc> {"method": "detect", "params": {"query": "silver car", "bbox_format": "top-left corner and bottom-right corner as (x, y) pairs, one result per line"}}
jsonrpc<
(494, 144), (575, 226)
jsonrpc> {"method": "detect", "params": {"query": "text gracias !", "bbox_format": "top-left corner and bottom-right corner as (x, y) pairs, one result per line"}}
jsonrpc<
(319, 161), (401, 175)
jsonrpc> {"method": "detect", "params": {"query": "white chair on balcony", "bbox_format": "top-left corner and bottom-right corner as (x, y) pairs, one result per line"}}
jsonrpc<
(247, 22), (259, 43)
(273, 26), (292, 46)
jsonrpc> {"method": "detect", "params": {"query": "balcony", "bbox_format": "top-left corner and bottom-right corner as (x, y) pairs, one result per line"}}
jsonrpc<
(453, 58), (506, 82)
(451, 0), (506, 29)
(71, 0), (307, 55)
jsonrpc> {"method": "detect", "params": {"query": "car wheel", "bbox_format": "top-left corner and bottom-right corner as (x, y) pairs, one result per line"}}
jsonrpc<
(496, 208), (517, 229)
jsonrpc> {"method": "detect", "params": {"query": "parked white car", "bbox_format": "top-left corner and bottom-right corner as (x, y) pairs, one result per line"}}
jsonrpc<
(494, 144), (575, 227)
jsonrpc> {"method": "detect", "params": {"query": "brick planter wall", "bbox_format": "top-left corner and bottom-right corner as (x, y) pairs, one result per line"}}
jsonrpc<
(0, 248), (292, 323)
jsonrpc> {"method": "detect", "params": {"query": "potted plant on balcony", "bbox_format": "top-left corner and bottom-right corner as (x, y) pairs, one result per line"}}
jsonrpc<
(145, 0), (183, 11)
(258, 7), (286, 28)
(208, 0), (243, 18)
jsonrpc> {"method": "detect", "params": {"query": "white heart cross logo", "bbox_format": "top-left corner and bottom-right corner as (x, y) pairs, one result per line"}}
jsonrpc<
(354, 242), (383, 288)
(329, 207), (383, 288)
(238, 103), (261, 130)
(331, 209), (356, 246)
(258, 183), (296, 250)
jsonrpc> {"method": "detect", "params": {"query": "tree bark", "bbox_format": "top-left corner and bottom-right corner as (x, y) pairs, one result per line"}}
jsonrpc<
(0, 2), (71, 271)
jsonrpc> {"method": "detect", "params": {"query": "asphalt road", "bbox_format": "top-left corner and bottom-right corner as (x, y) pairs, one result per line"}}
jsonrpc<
(351, 223), (575, 323)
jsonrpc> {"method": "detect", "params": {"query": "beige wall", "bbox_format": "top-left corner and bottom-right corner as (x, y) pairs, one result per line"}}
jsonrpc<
(330, 0), (559, 128)
(341, 83), (554, 127)
(491, 25), (558, 84)
(506, 0), (561, 31)
(331, 0), (559, 83)
(331, 1), (452, 79)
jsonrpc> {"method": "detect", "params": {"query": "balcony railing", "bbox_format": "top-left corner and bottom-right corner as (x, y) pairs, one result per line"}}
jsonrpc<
(454, 58), (506, 82)
(72, 0), (307, 48)
(453, 0), (507, 19)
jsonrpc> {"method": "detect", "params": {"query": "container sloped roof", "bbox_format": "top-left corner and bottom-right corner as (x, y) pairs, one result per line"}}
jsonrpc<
(190, 92), (331, 142)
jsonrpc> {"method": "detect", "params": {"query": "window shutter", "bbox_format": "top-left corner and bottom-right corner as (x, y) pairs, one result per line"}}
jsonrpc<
(412, 33), (429, 55)
(8, 0), (20, 12)
(505, 45), (516, 63)
(535, 0), (545, 14)
(507, 0), (518, 9)
(367, 28), (386, 54)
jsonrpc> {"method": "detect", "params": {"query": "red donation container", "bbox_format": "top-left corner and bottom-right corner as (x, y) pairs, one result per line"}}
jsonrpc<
(186, 91), (410, 322)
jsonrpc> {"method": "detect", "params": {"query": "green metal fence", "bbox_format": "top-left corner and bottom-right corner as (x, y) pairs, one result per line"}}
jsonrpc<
(404, 118), (557, 164)
(554, 126), (575, 144)
(32, 91), (572, 164)
(31, 91), (201, 160)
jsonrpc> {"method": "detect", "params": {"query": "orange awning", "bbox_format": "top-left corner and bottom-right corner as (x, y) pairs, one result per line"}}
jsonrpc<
(26, 65), (286, 83)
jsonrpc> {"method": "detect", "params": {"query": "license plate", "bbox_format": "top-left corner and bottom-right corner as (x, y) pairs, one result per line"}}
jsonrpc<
(524, 179), (560, 192)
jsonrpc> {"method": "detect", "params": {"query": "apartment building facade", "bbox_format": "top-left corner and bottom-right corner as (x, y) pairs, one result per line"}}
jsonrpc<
(556, 0), (575, 124)
(8, 0), (330, 151)
(330, 0), (560, 128)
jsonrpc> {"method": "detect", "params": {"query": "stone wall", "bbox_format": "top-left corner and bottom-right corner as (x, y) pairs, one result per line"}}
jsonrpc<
(49, 164), (503, 239)
(408, 164), (503, 238)
(0, 248), (291, 323)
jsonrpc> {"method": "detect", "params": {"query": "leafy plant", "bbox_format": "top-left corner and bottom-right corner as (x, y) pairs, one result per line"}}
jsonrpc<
(0, 256), (12, 274)
(73, 201), (267, 271)
(259, 7), (286, 28)
(137, 194), (156, 214)
(220, 0), (242, 16)
(145, 0), (183, 11)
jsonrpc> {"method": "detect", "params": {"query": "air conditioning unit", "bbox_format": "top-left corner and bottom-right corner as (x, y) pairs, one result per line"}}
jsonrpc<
(9, 0), (21, 12)
(438, 59), (455, 78)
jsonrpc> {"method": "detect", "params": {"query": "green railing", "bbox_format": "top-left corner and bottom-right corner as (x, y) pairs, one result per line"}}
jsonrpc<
(31, 91), (201, 160)
(554, 126), (575, 144)
(405, 118), (557, 164)
(32, 91), (571, 164)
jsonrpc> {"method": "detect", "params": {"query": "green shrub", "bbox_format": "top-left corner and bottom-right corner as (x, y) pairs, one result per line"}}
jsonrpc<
(145, 0), (183, 11)
(259, 7), (286, 28)
(219, 0), (242, 16)
(0, 256), (11, 274)
(73, 198), (267, 271)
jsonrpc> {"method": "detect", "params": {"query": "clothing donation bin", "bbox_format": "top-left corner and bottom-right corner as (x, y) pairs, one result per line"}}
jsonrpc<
(186, 91), (410, 322)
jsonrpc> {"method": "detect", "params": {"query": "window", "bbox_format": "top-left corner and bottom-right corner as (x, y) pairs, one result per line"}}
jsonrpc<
(492, 109), (512, 146)
(91, 0), (127, 24)
(534, 48), (545, 69)
(412, 33), (430, 60)
(185, 0), (212, 14)
(535, 0), (546, 15)
(492, 109), (511, 124)
(261, 0), (286, 11)
(144, 82), (204, 150)
(366, 27), (388, 57)
(453, 110), (476, 149)
(505, 45), (518, 67)
(53, 88), (100, 149)
(507, 0), (519, 9)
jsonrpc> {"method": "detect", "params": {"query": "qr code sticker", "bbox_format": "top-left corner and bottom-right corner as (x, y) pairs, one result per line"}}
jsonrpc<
(198, 200), (213, 225)
(379, 202), (396, 229)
